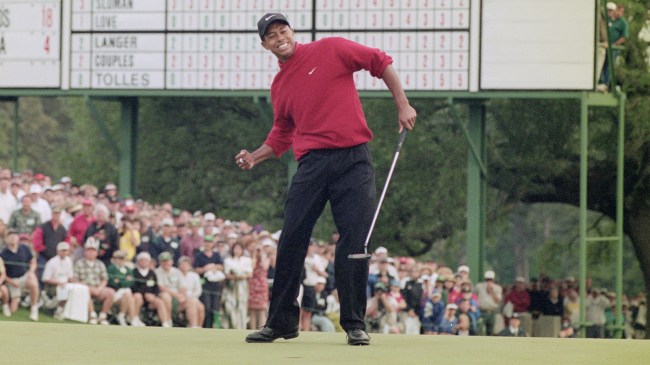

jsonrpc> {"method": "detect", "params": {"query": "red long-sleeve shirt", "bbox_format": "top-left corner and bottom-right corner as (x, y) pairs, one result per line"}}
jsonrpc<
(505, 288), (531, 313)
(67, 213), (95, 247)
(264, 37), (393, 160)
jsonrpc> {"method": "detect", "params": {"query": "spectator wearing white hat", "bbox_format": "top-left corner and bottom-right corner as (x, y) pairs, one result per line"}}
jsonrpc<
(151, 218), (181, 266)
(598, 2), (629, 91)
(503, 276), (532, 331)
(42, 241), (74, 320)
(67, 198), (95, 260)
(504, 276), (531, 317)
(199, 212), (219, 237)
(132, 252), (171, 327)
(309, 276), (335, 332)
(474, 270), (503, 335)
(369, 246), (398, 279)
(221, 220), (236, 241)
(457, 265), (470, 282)
(73, 237), (114, 325)
(59, 176), (72, 189)
(422, 290), (445, 334)
(438, 303), (459, 335)
(497, 312), (527, 336)
(585, 287), (611, 338)
(104, 183), (118, 200)
(193, 235), (225, 328)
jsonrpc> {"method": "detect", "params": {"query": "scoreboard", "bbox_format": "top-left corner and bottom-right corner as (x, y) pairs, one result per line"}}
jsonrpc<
(0, 0), (61, 88)
(0, 0), (596, 93)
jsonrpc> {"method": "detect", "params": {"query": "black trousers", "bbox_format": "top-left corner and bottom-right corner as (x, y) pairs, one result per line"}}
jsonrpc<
(266, 143), (376, 332)
(200, 290), (220, 328)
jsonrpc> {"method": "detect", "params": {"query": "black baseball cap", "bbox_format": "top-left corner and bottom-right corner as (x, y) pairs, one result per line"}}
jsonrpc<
(257, 13), (290, 40)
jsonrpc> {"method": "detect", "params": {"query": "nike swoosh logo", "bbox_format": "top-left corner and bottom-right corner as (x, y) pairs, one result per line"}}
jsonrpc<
(265, 15), (276, 21)
(309, 67), (317, 75)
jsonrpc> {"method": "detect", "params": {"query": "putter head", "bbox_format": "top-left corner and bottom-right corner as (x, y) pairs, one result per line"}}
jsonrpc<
(348, 253), (372, 260)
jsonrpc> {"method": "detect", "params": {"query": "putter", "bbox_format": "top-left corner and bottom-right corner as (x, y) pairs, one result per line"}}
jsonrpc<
(349, 129), (408, 260)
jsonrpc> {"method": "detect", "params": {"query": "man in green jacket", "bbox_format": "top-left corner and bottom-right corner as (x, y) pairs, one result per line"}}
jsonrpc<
(107, 250), (145, 326)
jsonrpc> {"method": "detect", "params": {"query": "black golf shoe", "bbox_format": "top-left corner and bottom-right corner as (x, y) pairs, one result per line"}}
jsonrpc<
(346, 328), (371, 346)
(245, 326), (299, 343)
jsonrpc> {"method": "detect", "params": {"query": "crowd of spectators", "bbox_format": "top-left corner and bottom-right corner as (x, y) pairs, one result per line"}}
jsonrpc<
(0, 167), (646, 338)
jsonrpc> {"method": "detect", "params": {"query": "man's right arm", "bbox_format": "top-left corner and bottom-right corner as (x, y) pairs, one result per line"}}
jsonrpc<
(235, 144), (276, 170)
(382, 65), (416, 132)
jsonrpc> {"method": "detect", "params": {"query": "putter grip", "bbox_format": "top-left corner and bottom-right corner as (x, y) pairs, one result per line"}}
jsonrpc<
(395, 130), (408, 153)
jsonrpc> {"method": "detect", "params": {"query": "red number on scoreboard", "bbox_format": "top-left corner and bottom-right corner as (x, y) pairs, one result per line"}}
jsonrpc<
(42, 6), (53, 27)
(44, 35), (50, 54)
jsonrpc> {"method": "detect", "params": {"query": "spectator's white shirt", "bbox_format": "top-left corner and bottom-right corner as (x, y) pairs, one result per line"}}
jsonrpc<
(155, 266), (184, 293)
(585, 294), (611, 325)
(113, 211), (123, 228)
(61, 211), (74, 230)
(43, 255), (74, 284)
(224, 256), (252, 277)
(27, 197), (52, 222)
(563, 297), (580, 327)
(475, 281), (503, 311)
(198, 226), (220, 237)
(0, 190), (17, 224)
(369, 262), (399, 278)
(179, 271), (202, 299)
(303, 253), (328, 286)
(326, 295), (340, 314)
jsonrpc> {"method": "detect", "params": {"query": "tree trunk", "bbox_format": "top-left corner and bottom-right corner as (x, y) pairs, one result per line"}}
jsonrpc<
(626, 209), (650, 339)
(513, 212), (528, 279)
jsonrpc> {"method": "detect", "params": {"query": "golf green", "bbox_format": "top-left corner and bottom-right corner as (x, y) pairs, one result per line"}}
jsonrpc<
(1, 321), (646, 365)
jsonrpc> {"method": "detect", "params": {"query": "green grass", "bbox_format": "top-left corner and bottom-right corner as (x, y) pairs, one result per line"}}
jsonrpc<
(0, 320), (648, 365)
(0, 307), (76, 324)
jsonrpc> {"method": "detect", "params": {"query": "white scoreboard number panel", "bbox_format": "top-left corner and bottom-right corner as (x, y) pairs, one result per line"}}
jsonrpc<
(0, 0), (597, 92)
(0, 0), (61, 88)
(480, 0), (596, 90)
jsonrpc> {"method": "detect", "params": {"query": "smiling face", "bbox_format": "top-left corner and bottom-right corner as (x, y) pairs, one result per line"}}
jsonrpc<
(261, 22), (296, 62)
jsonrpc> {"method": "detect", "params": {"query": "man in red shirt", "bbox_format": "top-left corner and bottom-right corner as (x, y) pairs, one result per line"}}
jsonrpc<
(241, 13), (416, 346)
(66, 199), (95, 260)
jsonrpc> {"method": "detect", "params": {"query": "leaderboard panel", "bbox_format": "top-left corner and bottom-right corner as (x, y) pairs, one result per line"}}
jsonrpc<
(0, 0), (476, 91)
(314, 0), (471, 91)
(68, 0), (313, 90)
(0, 0), (61, 88)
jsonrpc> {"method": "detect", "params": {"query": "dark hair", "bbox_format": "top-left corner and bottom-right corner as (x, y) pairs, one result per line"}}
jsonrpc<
(230, 241), (244, 257)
